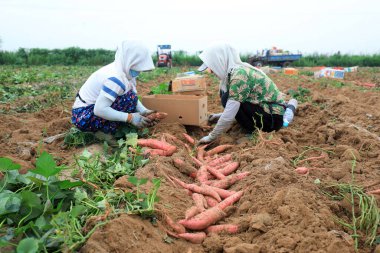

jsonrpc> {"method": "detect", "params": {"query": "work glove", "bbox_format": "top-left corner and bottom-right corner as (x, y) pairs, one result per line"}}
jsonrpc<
(129, 113), (152, 128)
(198, 134), (216, 144)
(136, 100), (155, 117)
(208, 113), (223, 124)
(140, 109), (156, 117)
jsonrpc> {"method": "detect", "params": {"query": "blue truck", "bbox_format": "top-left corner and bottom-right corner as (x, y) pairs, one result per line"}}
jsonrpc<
(248, 49), (302, 67)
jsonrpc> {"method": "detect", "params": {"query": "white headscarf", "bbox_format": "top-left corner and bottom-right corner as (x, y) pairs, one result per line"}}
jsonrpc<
(199, 42), (264, 92)
(114, 40), (155, 91)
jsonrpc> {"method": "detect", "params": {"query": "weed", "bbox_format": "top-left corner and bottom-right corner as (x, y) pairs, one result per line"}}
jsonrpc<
(322, 152), (380, 250)
(287, 86), (311, 103)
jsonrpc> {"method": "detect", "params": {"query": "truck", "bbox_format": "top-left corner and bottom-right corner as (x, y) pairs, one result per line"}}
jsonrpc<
(248, 47), (302, 67)
(156, 45), (172, 68)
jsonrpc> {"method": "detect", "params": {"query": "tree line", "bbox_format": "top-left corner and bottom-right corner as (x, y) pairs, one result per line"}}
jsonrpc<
(0, 47), (379, 67)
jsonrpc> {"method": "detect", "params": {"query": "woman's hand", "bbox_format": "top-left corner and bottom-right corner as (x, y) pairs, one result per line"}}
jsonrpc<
(140, 109), (156, 117)
(129, 113), (152, 128)
(198, 134), (216, 144)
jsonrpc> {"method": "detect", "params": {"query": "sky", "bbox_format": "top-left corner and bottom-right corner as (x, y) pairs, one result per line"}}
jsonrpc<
(0, 0), (379, 55)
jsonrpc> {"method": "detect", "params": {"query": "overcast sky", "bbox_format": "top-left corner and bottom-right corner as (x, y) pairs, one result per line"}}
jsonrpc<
(0, 0), (379, 55)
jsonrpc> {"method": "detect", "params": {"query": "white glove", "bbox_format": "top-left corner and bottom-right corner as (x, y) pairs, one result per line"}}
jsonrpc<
(140, 109), (156, 117)
(136, 101), (155, 116)
(208, 113), (222, 124)
(199, 135), (216, 144)
(129, 113), (152, 128)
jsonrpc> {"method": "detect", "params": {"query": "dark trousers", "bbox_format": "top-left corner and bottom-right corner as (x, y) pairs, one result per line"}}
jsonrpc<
(220, 91), (283, 133)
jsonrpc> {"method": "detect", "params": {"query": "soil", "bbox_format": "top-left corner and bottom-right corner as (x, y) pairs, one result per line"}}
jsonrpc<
(1, 68), (379, 253)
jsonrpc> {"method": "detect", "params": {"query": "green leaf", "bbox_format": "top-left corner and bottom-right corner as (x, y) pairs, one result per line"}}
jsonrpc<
(58, 180), (83, 189)
(125, 133), (138, 147)
(74, 188), (88, 203)
(81, 149), (92, 159)
(96, 199), (106, 210)
(138, 178), (149, 185)
(16, 237), (39, 253)
(0, 157), (21, 171)
(71, 205), (86, 218)
(128, 176), (138, 186)
(0, 191), (21, 215)
(35, 216), (48, 230)
(20, 191), (41, 209)
(32, 152), (62, 178)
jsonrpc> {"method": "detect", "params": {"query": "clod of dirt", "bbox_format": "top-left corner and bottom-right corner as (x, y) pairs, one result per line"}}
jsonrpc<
(264, 156), (286, 171)
(249, 213), (272, 232)
(202, 234), (223, 253)
(113, 175), (135, 189)
(340, 148), (361, 162)
(222, 236), (243, 250)
(330, 166), (347, 180)
(237, 200), (252, 214)
(224, 243), (261, 253)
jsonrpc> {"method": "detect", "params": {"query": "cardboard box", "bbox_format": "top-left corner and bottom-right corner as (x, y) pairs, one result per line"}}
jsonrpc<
(142, 94), (207, 126)
(314, 68), (345, 79)
(172, 75), (206, 93)
(284, 68), (298, 75)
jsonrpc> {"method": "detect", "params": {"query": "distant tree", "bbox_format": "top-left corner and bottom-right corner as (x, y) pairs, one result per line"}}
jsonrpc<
(0, 36), (2, 50)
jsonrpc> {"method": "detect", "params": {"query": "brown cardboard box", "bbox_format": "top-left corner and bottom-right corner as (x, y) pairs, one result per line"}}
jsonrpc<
(142, 94), (207, 126)
(172, 75), (206, 94)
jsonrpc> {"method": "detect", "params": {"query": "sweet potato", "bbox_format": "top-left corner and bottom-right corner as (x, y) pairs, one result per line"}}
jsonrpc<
(146, 112), (168, 121)
(205, 196), (219, 207)
(173, 158), (198, 178)
(367, 189), (380, 195)
(208, 154), (233, 167)
(170, 177), (221, 201)
(143, 148), (166, 156)
(207, 186), (236, 199)
(179, 207), (226, 230)
(191, 157), (203, 168)
(206, 144), (234, 157)
(196, 166), (210, 183)
(219, 162), (240, 176)
(206, 224), (239, 234)
(216, 191), (244, 210)
(200, 184), (222, 202)
(197, 144), (208, 161)
(165, 215), (186, 234)
(183, 133), (195, 145)
(192, 193), (206, 212)
(138, 139), (177, 156)
(206, 166), (226, 180)
(177, 232), (207, 244)
(185, 206), (200, 220)
(208, 172), (250, 189)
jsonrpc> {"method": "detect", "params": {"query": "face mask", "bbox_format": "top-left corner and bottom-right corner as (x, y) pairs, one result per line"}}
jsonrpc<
(129, 69), (140, 78)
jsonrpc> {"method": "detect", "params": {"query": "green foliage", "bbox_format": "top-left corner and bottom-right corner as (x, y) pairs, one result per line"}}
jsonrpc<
(287, 86), (311, 103)
(1, 144), (161, 252)
(293, 53), (380, 67)
(64, 128), (97, 147)
(0, 153), (84, 252)
(149, 82), (172, 95)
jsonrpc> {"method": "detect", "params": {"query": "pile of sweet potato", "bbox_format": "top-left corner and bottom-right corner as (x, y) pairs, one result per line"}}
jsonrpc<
(162, 136), (249, 244)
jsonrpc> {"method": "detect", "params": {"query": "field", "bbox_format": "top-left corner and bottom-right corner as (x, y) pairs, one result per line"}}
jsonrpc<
(0, 65), (379, 253)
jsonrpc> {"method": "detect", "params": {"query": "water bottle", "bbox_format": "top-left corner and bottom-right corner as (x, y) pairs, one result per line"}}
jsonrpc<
(283, 99), (298, 127)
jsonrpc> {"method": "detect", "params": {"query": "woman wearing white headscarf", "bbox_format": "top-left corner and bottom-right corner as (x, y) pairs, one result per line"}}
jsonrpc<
(198, 42), (290, 144)
(71, 40), (155, 134)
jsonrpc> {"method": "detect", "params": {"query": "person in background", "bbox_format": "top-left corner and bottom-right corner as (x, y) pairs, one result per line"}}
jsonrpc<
(198, 42), (289, 144)
(71, 40), (156, 135)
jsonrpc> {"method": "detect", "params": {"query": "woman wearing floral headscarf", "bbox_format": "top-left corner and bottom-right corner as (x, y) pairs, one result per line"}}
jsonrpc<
(72, 40), (155, 134)
(198, 42), (291, 144)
